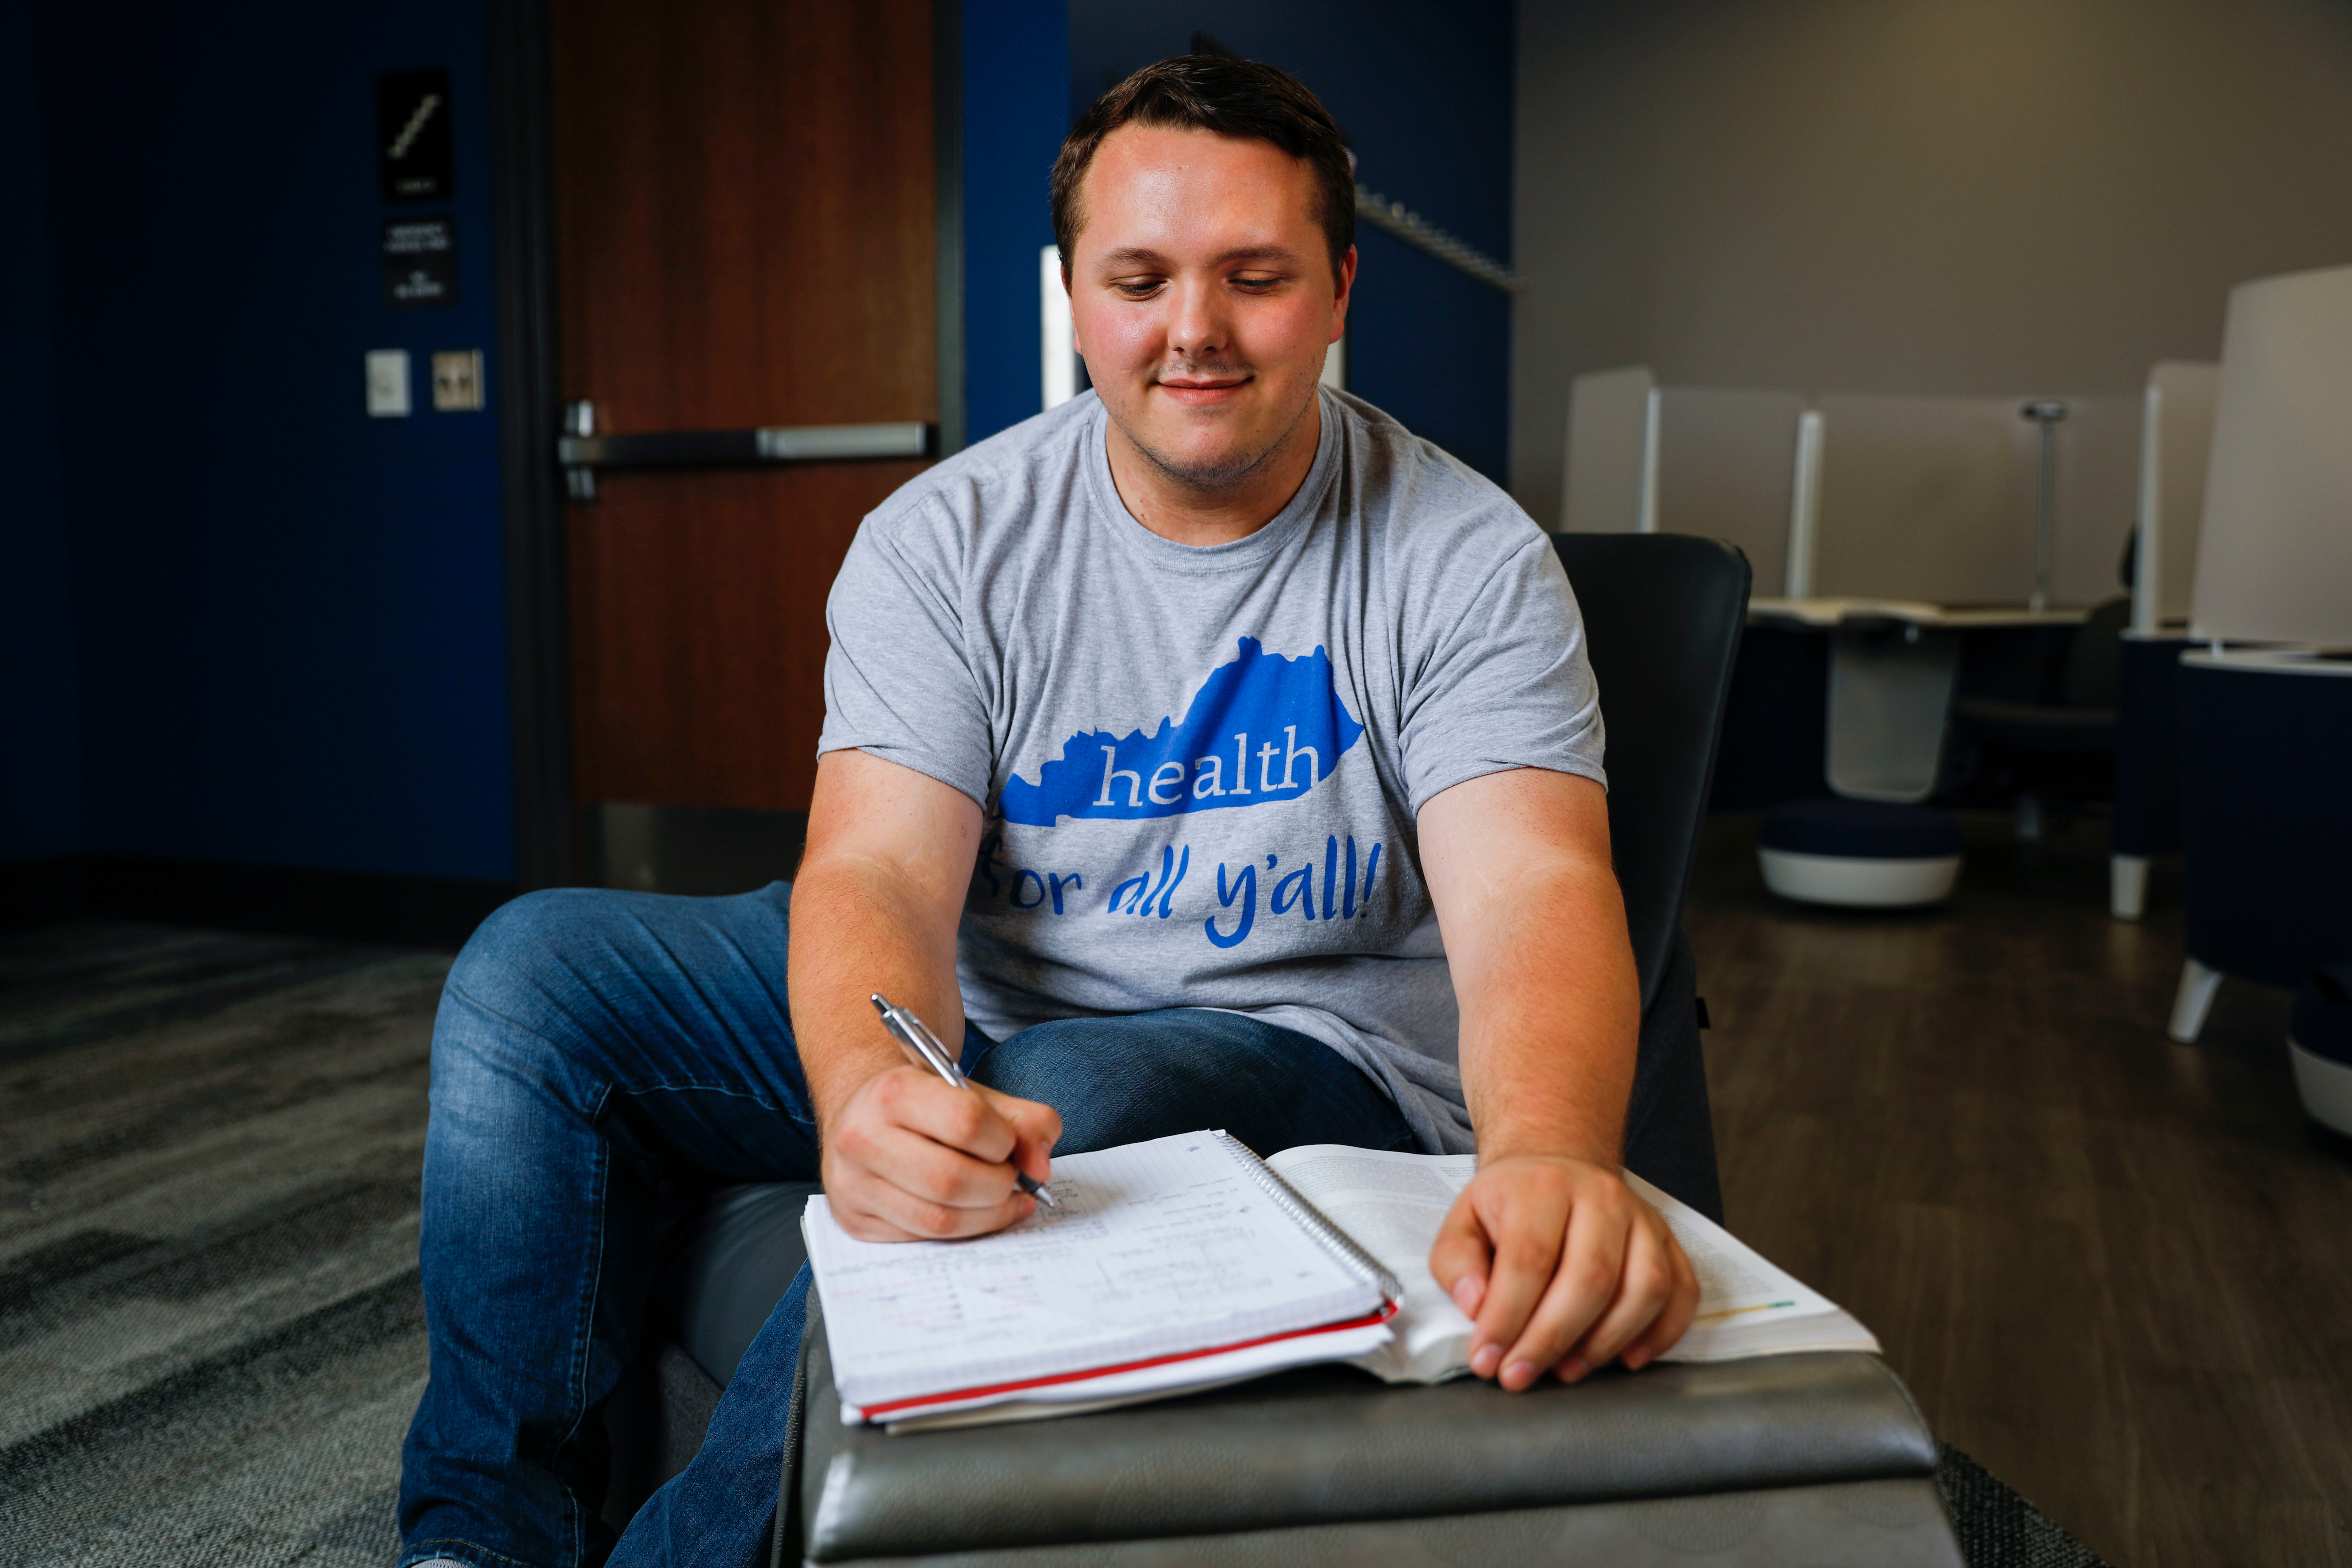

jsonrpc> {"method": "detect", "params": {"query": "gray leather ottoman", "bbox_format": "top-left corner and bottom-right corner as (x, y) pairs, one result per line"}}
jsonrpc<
(773, 1294), (1966, 1568)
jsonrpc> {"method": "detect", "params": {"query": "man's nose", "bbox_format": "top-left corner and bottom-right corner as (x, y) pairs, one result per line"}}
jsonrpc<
(1163, 277), (1231, 361)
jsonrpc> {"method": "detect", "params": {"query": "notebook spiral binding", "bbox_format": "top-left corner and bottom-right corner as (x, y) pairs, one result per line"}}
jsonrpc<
(1211, 1130), (1404, 1303)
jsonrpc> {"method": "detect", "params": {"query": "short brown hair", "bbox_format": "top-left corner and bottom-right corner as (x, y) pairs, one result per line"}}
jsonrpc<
(1051, 56), (1356, 280)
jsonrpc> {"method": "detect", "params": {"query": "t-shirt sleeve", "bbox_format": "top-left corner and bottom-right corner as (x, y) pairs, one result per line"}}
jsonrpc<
(1397, 528), (1607, 813)
(817, 504), (997, 808)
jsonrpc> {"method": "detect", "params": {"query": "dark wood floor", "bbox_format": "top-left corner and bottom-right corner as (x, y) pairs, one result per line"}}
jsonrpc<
(1689, 811), (2352, 1568)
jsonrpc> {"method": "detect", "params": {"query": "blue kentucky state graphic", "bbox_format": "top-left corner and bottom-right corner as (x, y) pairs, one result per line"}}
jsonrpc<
(1000, 638), (1366, 826)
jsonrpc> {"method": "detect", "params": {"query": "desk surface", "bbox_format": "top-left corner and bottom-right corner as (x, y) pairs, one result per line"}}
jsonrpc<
(2182, 647), (2352, 678)
(1749, 596), (2092, 630)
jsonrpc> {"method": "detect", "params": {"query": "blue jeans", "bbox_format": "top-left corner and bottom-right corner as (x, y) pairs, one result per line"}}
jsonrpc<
(397, 882), (1414, 1568)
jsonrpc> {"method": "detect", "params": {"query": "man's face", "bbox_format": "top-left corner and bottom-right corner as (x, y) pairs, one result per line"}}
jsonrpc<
(1067, 123), (1354, 492)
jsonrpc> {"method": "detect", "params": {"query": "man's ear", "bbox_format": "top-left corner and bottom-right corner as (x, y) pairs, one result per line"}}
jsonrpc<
(1060, 263), (1080, 356)
(1331, 245), (1359, 336)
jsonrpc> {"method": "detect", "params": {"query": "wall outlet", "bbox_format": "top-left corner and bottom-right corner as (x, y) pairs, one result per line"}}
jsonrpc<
(366, 349), (412, 417)
(432, 349), (485, 412)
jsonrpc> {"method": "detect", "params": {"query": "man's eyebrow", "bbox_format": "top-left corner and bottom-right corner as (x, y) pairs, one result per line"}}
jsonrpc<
(1093, 244), (1303, 270)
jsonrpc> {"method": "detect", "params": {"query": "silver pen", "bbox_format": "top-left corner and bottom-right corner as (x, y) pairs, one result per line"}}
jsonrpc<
(870, 993), (1060, 1210)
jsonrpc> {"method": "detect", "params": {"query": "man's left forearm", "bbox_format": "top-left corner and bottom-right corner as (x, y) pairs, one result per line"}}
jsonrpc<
(1421, 772), (1642, 1160)
(1418, 769), (1696, 1390)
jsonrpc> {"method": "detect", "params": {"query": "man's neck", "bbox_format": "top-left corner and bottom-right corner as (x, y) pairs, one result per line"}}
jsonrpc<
(1102, 396), (1323, 548)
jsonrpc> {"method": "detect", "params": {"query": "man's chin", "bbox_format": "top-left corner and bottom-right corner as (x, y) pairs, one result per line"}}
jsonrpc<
(1117, 412), (1294, 491)
(1134, 438), (1274, 491)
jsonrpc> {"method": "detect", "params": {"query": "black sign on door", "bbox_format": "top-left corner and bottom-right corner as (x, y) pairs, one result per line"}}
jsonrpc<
(384, 216), (458, 308)
(378, 69), (453, 203)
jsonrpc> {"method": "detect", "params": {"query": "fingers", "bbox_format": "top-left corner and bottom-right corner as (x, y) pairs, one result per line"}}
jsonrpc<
(977, 1086), (1062, 1187)
(1426, 1197), (1494, 1321)
(1547, 1209), (1681, 1383)
(873, 1069), (1018, 1162)
(1492, 1187), (1626, 1390)
(826, 1121), (1035, 1240)
(1463, 1177), (1574, 1384)
(833, 1183), (1033, 1243)
(1447, 1158), (1693, 1392)
(1614, 1223), (1701, 1372)
(824, 1067), (1054, 1241)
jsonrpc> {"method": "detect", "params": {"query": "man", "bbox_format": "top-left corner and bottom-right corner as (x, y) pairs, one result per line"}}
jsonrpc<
(399, 56), (1699, 1568)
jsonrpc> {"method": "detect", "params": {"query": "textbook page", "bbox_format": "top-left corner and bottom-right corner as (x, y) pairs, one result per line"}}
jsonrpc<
(1264, 1148), (1877, 1380)
(1265, 1145), (1478, 1382)
(1623, 1173), (1879, 1362)
(805, 1131), (1390, 1421)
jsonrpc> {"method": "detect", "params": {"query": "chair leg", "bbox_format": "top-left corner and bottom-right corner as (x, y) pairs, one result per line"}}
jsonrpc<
(2169, 957), (2222, 1043)
(2110, 854), (2150, 921)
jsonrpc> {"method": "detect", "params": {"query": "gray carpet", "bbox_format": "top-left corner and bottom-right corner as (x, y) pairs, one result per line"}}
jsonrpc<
(0, 923), (434, 1567)
(0, 920), (2102, 1568)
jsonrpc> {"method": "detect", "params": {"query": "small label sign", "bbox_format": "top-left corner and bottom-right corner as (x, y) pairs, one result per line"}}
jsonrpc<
(378, 69), (453, 202)
(384, 217), (457, 308)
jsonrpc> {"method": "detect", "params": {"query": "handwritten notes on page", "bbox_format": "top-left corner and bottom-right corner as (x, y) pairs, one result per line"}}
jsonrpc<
(805, 1131), (1388, 1420)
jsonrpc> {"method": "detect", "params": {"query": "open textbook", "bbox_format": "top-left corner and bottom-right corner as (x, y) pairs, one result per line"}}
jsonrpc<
(1268, 1145), (1879, 1379)
(802, 1131), (1877, 1430)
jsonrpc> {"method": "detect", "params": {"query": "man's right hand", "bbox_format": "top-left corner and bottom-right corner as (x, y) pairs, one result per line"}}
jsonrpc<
(819, 1064), (1062, 1242)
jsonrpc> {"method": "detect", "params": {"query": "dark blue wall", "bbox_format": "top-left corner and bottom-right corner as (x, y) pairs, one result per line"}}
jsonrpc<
(11, 2), (1478, 895)
(961, 0), (1072, 447)
(1067, 1), (1516, 483)
(0, 0), (83, 865)
(28, 0), (514, 883)
(11, 0), (1078, 892)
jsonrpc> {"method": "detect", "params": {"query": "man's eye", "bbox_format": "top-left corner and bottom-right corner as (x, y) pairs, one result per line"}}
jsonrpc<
(1231, 275), (1283, 291)
(1113, 281), (1164, 298)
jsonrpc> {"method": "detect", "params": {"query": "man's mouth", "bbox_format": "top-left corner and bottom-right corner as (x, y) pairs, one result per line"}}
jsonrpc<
(1156, 373), (1250, 403)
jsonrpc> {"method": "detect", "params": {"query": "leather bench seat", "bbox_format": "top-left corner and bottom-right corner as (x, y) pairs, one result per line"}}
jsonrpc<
(783, 1294), (1966, 1567)
(652, 1180), (823, 1388)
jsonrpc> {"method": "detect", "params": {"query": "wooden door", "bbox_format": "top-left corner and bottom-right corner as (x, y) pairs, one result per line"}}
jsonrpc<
(549, 0), (938, 814)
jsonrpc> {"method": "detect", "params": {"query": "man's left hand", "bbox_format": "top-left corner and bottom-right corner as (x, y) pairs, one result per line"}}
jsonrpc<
(1427, 1154), (1699, 1391)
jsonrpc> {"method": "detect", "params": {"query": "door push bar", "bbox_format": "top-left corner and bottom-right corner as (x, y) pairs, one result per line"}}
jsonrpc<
(558, 401), (935, 500)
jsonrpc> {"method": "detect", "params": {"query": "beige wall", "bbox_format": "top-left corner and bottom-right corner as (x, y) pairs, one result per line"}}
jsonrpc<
(1510, 0), (2352, 527)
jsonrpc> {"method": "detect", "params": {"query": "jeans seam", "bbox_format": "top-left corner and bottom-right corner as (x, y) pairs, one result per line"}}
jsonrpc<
(619, 1079), (817, 1127)
(552, 1080), (610, 1568)
(443, 977), (818, 1127)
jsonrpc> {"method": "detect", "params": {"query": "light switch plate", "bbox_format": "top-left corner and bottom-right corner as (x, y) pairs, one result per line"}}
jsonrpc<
(432, 349), (485, 411)
(366, 349), (412, 417)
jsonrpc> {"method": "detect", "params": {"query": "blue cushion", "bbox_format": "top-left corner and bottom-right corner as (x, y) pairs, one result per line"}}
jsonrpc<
(1760, 799), (1963, 860)
(2293, 965), (2352, 1066)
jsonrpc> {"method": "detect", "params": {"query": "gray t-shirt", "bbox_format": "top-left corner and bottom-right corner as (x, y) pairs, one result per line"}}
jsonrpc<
(819, 388), (1605, 1152)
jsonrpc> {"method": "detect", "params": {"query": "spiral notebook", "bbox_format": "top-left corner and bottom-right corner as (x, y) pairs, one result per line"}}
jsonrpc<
(802, 1130), (1402, 1426)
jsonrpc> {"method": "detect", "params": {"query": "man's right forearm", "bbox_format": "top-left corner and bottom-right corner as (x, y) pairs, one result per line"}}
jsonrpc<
(790, 750), (1055, 1243)
(789, 854), (968, 1126)
(788, 751), (984, 1132)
